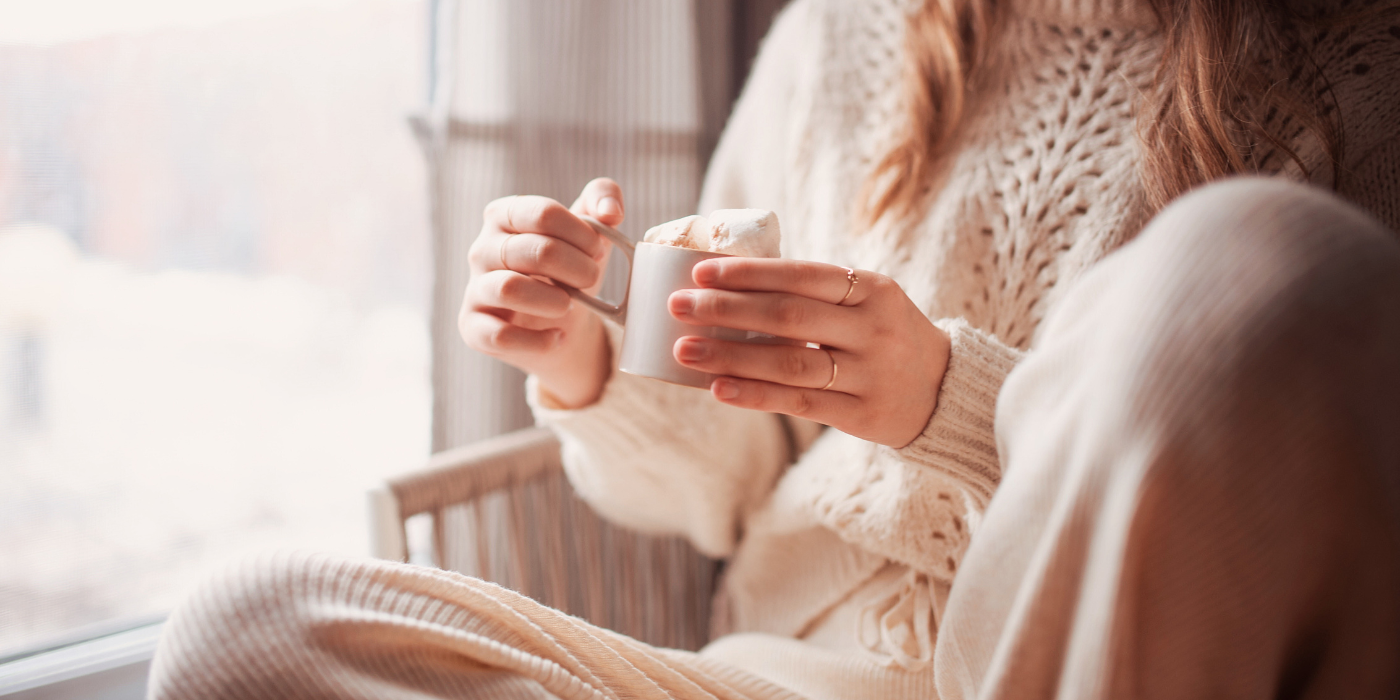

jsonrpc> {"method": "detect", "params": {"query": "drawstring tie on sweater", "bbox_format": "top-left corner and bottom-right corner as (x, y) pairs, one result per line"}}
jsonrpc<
(856, 567), (944, 672)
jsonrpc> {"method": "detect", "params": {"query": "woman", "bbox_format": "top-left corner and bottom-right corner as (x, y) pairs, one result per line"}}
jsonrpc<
(151, 0), (1400, 697)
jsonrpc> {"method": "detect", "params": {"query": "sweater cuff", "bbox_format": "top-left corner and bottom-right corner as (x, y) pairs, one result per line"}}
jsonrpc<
(526, 319), (791, 557)
(527, 319), (685, 445)
(886, 318), (1023, 508)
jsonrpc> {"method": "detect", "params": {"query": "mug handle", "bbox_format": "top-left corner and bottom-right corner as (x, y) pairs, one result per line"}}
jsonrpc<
(560, 215), (635, 324)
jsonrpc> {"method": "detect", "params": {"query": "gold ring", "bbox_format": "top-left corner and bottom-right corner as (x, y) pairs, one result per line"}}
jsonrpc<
(838, 268), (859, 305)
(820, 347), (838, 391)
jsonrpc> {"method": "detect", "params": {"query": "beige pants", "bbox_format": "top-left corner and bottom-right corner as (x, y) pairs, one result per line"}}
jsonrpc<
(149, 178), (1400, 699)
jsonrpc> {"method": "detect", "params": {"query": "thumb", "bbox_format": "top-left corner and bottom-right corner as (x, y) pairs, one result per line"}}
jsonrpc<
(572, 177), (625, 226)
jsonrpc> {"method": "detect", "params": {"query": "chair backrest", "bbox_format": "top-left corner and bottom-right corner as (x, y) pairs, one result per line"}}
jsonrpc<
(369, 427), (719, 650)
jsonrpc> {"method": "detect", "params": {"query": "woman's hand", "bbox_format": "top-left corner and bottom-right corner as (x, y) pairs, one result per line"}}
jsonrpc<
(668, 258), (951, 448)
(458, 178), (624, 409)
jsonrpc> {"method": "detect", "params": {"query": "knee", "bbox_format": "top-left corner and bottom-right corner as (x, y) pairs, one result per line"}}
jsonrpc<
(1019, 176), (1400, 450)
(148, 552), (352, 699)
(1135, 177), (1398, 297)
(1037, 178), (1400, 365)
(1107, 177), (1400, 472)
(1110, 178), (1399, 367)
(162, 551), (336, 642)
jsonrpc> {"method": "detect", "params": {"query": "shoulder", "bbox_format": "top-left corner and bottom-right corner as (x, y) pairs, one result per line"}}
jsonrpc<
(700, 0), (911, 238)
(798, 0), (909, 96)
(782, 0), (911, 183)
(751, 0), (909, 95)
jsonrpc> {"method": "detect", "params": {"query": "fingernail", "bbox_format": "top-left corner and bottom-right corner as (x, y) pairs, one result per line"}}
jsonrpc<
(597, 196), (621, 217)
(692, 260), (720, 285)
(713, 378), (739, 400)
(675, 338), (708, 363)
(670, 290), (694, 315)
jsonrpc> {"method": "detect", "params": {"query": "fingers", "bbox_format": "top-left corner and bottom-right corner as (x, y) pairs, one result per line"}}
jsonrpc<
(458, 268), (576, 358)
(668, 289), (863, 348)
(459, 311), (561, 356)
(692, 258), (876, 306)
(675, 337), (851, 392)
(571, 177), (625, 227)
(506, 312), (567, 331)
(473, 232), (601, 289)
(483, 195), (606, 260)
(467, 269), (572, 319)
(708, 375), (860, 426)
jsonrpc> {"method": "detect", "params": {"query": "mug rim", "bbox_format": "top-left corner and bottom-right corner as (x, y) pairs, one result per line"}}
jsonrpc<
(636, 240), (737, 258)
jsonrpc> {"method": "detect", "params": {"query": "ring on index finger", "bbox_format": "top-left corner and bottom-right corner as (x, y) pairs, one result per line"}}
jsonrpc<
(838, 268), (859, 306)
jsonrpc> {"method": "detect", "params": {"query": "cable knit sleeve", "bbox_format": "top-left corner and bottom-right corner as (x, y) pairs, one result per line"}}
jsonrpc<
(775, 318), (1022, 581)
(526, 4), (816, 559)
(528, 322), (789, 558)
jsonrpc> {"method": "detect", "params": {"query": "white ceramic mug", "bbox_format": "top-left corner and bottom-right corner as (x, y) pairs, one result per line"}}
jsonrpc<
(563, 216), (786, 389)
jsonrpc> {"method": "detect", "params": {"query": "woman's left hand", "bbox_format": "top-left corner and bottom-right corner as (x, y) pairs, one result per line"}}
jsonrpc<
(668, 257), (951, 448)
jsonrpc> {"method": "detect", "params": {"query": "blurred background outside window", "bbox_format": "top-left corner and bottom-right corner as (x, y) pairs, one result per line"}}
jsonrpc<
(0, 0), (787, 672)
(0, 0), (431, 657)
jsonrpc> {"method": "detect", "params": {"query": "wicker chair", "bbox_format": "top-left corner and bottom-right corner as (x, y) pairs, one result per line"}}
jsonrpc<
(367, 427), (720, 651)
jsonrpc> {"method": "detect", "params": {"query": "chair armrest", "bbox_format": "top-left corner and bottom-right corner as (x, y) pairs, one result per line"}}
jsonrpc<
(367, 426), (718, 650)
(367, 484), (407, 561)
(369, 427), (561, 561)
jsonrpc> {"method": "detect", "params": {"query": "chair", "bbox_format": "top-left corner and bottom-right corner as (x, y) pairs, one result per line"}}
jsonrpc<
(367, 427), (720, 651)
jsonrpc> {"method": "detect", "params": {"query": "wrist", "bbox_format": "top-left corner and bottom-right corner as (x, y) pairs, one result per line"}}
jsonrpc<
(885, 318), (1023, 506)
(534, 314), (611, 409)
(886, 323), (952, 449)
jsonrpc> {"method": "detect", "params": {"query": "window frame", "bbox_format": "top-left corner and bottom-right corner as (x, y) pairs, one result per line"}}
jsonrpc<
(0, 620), (163, 699)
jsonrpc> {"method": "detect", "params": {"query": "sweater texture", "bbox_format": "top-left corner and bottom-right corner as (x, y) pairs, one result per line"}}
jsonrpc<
(529, 0), (1400, 671)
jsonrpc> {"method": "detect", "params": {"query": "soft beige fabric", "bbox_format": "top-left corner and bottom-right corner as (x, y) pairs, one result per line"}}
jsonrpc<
(147, 0), (1400, 694)
(935, 179), (1400, 699)
(529, 0), (1400, 656)
(149, 178), (1400, 699)
(146, 551), (811, 700)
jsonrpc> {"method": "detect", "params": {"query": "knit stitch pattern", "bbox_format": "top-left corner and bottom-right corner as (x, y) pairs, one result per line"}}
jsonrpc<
(532, 0), (1400, 636)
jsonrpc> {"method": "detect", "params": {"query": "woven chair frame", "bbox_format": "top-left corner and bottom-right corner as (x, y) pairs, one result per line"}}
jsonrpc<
(369, 427), (719, 651)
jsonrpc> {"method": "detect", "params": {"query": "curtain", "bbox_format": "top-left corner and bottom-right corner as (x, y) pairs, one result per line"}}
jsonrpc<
(419, 0), (785, 451)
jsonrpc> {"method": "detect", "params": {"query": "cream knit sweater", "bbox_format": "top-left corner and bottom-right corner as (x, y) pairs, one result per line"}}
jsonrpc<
(528, 0), (1400, 666)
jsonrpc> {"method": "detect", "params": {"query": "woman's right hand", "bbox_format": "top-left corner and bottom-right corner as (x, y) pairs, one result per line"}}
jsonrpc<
(458, 178), (625, 409)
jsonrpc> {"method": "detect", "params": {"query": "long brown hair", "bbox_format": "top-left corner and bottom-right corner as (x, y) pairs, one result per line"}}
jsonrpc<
(860, 0), (1344, 227)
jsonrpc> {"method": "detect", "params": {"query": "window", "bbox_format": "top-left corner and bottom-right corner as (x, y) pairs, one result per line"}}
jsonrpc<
(0, 0), (430, 659)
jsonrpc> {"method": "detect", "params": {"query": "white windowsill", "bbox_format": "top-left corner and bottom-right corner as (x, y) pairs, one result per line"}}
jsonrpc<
(0, 622), (163, 699)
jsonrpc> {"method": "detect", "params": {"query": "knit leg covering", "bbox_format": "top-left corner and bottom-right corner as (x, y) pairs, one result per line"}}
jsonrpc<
(934, 177), (1400, 700)
(147, 551), (802, 700)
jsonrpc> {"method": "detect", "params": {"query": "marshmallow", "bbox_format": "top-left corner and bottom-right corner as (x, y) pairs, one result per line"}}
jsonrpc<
(703, 209), (781, 258)
(643, 214), (710, 250)
(643, 209), (782, 258)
